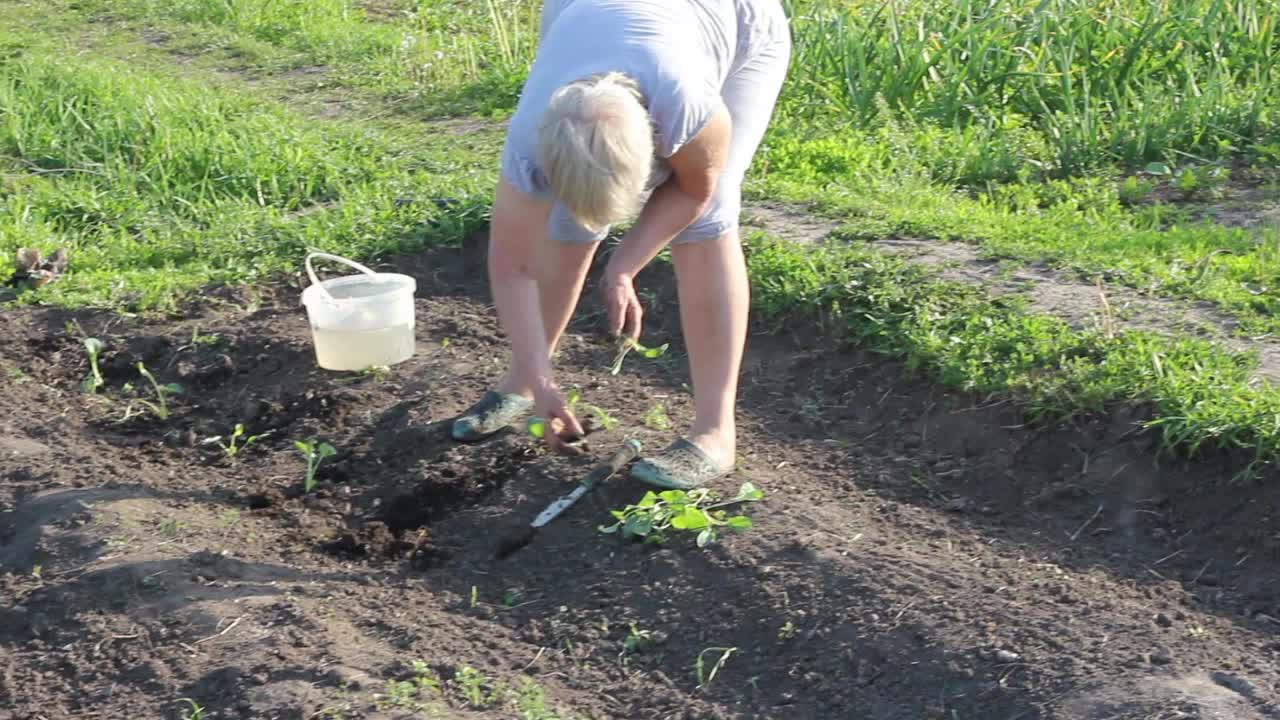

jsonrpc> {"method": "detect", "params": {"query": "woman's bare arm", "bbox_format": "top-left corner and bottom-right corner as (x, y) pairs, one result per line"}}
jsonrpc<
(488, 178), (555, 385)
(604, 106), (732, 280)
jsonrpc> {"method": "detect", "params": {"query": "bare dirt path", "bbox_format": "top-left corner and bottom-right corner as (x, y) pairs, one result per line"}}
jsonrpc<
(3, 247), (1278, 720)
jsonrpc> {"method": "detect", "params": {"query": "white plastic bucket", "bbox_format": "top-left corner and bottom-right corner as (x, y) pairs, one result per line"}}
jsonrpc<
(300, 252), (417, 372)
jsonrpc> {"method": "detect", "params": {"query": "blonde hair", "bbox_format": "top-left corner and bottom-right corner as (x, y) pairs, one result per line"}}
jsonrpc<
(537, 72), (654, 233)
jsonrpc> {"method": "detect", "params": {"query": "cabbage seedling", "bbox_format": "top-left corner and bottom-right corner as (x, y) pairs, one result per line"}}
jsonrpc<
(295, 439), (337, 492)
(599, 482), (764, 547)
(642, 402), (669, 431)
(609, 336), (669, 376)
(212, 424), (266, 458)
(695, 646), (737, 690)
(565, 388), (618, 430)
(81, 338), (104, 393)
(124, 362), (181, 420)
(524, 388), (610, 444)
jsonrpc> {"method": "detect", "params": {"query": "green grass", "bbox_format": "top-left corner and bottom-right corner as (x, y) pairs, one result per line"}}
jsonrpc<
(79, 0), (541, 117)
(0, 47), (499, 309)
(781, 0), (1280, 179)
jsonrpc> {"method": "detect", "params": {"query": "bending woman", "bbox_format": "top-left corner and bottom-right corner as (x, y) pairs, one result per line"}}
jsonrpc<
(452, 0), (791, 490)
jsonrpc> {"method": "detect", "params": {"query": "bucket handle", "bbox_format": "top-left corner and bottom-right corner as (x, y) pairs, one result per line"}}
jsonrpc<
(304, 252), (383, 305)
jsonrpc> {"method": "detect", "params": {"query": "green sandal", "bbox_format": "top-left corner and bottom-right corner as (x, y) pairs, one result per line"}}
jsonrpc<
(629, 438), (732, 490)
(451, 390), (533, 442)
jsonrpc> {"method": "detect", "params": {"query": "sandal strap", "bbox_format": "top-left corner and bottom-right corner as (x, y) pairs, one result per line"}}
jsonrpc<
(630, 438), (731, 490)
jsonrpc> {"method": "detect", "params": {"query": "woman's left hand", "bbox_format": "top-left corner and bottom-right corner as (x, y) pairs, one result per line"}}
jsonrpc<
(602, 271), (643, 341)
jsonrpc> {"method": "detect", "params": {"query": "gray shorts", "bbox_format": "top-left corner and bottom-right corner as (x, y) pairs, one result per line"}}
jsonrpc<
(535, 0), (791, 245)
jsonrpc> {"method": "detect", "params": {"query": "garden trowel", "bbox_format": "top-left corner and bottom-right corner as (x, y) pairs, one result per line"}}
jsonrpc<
(494, 438), (642, 559)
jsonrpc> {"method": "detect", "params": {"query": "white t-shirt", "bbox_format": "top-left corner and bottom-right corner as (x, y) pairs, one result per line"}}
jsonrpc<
(500, 0), (742, 199)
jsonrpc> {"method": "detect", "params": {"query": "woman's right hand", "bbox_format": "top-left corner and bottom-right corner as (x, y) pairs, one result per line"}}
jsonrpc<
(532, 377), (586, 455)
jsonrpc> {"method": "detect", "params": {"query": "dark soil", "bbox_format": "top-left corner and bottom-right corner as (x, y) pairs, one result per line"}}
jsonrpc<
(2, 241), (1279, 720)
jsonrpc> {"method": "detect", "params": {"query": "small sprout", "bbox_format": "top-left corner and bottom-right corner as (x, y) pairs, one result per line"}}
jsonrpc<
(469, 585), (478, 608)
(643, 402), (670, 431)
(525, 417), (547, 439)
(159, 519), (186, 537)
(334, 364), (391, 385)
(294, 439), (337, 493)
(516, 679), (555, 718)
(620, 623), (654, 663)
(609, 336), (669, 375)
(600, 482), (763, 547)
(583, 402), (617, 430)
(124, 362), (182, 420)
(375, 665), (441, 713)
(190, 328), (221, 348)
(411, 660), (442, 694)
(778, 621), (796, 641)
(451, 666), (496, 708)
(179, 699), (205, 720)
(561, 388), (618, 431)
(215, 423), (267, 458)
(81, 338), (105, 393)
(219, 509), (241, 528)
(695, 646), (737, 690)
(378, 679), (417, 709)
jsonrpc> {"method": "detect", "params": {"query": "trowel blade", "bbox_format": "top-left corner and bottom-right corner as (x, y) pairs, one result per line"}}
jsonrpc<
(532, 484), (589, 528)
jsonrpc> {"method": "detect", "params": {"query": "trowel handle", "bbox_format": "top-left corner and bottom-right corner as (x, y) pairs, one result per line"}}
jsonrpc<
(581, 438), (642, 490)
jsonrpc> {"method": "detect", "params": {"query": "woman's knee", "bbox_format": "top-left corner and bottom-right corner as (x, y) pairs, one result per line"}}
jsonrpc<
(673, 216), (738, 246)
(672, 184), (742, 246)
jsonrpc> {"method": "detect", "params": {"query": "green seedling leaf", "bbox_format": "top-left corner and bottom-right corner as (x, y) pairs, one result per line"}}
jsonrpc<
(609, 337), (670, 375)
(582, 403), (617, 430)
(624, 515), (653, 537)
(294, 440), (311, 453)
(670, 507), (709, 530)
(163, 383), (183, 394)
(318, 442), (337, 458)
(1144, 161), (1173, 176)
(81, 338), (105, 393)
(735, 482), (764, 502)
(636, 342), (669, 359)
(601, 481), (759, 550)
(658, 489), (687, 504)
(525, 418), (546, 439)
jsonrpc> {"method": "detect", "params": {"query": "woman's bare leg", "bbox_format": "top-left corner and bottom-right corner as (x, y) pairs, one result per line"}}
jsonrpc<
(669, 230), (749, 469)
